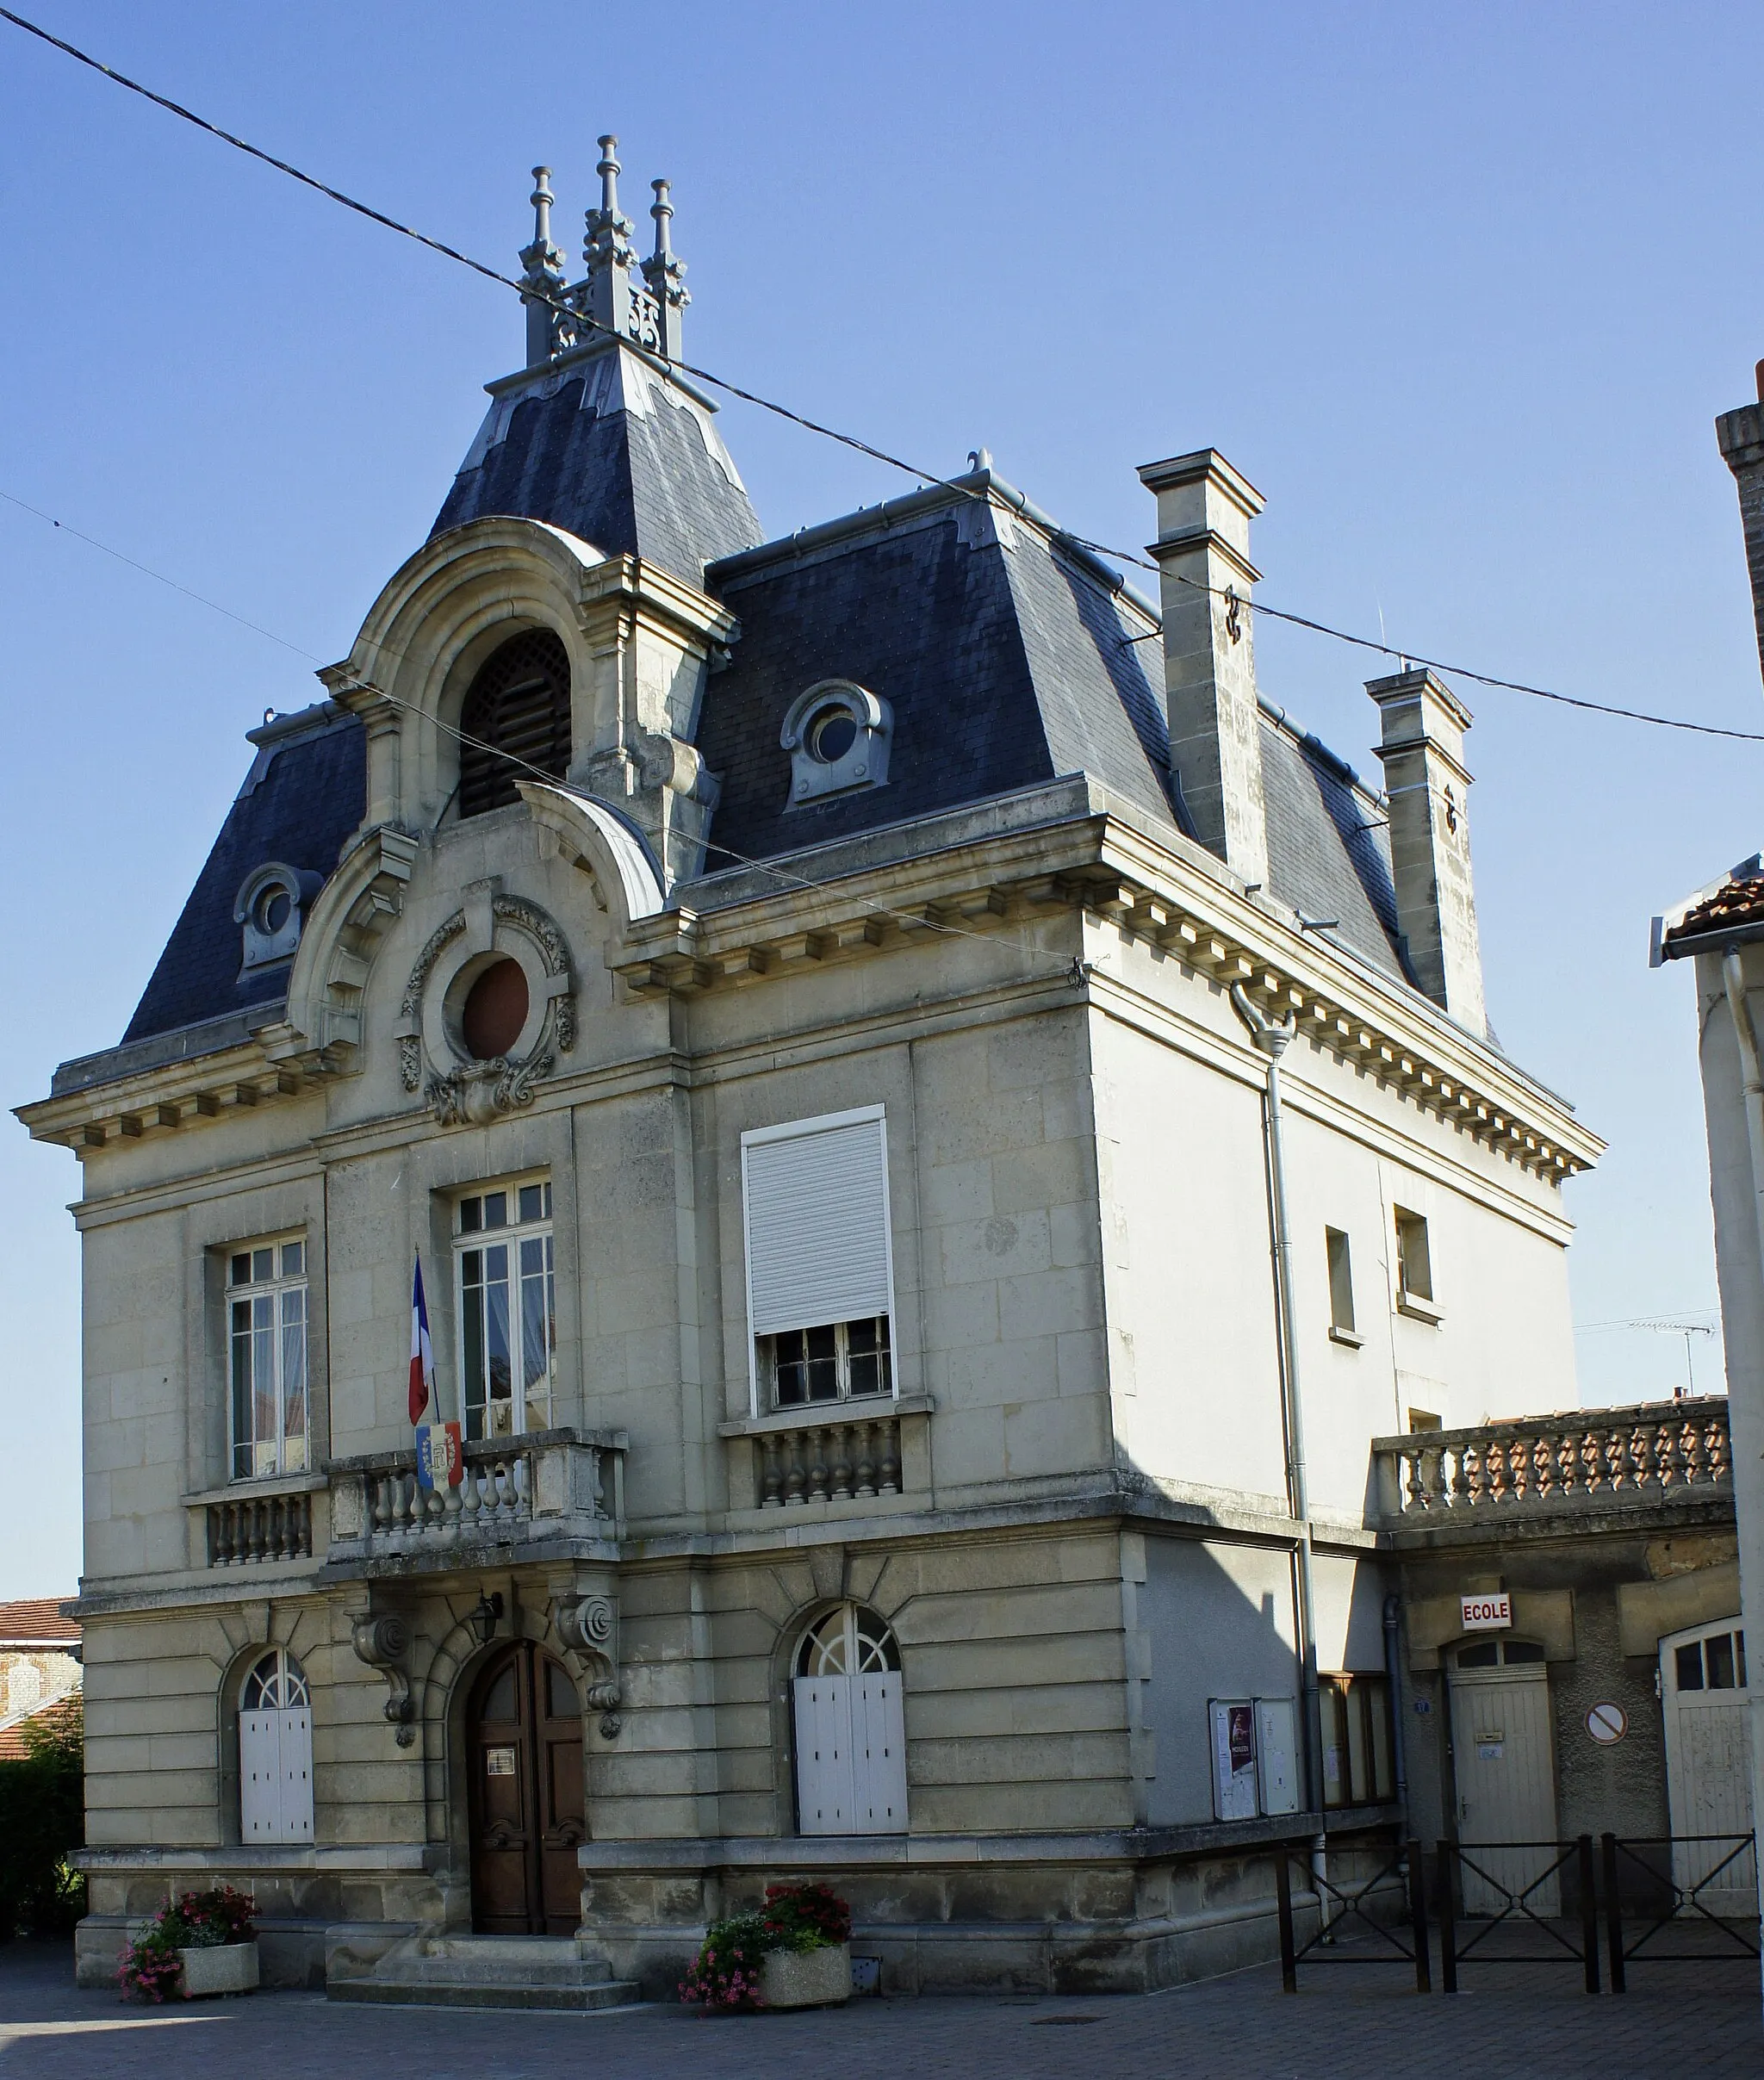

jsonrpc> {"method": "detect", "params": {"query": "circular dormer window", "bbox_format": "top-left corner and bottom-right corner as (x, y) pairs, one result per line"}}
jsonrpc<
(253, 885), (293, 938)
(805, 704), (859, 765)
(462, 959), (530, 1060)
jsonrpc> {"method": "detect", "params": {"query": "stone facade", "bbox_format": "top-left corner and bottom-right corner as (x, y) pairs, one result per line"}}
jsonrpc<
(17, 155), (1606, 1999)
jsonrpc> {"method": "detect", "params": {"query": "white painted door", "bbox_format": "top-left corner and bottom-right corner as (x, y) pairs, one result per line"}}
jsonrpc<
(795, 1671), (908, 1835)
(1449, 1665), (1560, 1916)
(1662, 1619), (1755, 1913)
(240, 1705), (314, 1842)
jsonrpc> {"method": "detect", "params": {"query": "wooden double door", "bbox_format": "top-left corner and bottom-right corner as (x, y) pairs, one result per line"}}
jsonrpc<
(467, 1641), (585, 1934)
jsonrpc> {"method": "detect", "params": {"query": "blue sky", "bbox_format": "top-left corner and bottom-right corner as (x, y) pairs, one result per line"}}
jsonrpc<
(2, 3), (1760, 1592)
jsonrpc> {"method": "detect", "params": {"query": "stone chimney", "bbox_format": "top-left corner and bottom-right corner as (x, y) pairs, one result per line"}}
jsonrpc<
(1367, 667), (1486, 1034)
(1716, 362), (1764, 684)
(1137, 450), (1269, 886)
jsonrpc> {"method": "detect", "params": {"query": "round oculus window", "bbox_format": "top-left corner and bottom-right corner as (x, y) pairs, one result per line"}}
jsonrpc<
(805, 703), (859, 764)
(461, 958), (530, 1060)
(253, 885), (292, 935)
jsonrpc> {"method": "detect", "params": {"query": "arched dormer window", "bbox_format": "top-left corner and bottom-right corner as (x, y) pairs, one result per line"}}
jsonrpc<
(457, 629), (572, 819)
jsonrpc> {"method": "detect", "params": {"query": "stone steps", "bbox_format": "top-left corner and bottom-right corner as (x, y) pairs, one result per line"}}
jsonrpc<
(326, 1933), (642, 2013)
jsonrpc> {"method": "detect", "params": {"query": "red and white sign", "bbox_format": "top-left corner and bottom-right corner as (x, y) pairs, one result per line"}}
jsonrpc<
(1586, 1702), (1628, 1745)
(1461, 1592), (1512, 1632)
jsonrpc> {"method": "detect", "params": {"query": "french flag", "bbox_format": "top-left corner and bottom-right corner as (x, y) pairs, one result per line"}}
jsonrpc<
(409, 1255), (438, 1425)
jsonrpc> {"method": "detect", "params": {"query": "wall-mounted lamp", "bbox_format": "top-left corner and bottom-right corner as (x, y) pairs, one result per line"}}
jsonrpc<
(469, 1591), (504, 1646)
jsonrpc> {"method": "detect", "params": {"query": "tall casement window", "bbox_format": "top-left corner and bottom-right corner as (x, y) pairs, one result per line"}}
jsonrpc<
(741, 1108), (896, 1413)
(227, 1239), (308, 1480)
(456, 1179), (556, 1438)
(792, 1604), (908, 1835)
(239, 1648), (314, 1843)
(1325, 1226), (1359, 1344)
(1394, 1207), (1436, 1314)
(1318, 1673), (1395, 1808)
(457, 628), (571, 818)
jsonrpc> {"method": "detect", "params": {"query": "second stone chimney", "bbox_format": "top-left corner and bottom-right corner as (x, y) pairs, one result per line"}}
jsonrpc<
(1368, 667), (1486, 1035)
(1138, 450), (1269, 886)
(1716, 363), (1764, 685)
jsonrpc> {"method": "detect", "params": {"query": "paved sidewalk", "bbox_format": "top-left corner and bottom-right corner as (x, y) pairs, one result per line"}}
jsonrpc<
(0, 1944), (1755, 2079)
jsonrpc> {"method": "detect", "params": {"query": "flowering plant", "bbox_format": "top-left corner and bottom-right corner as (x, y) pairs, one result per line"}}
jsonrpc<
(762, 1882), (851, 1953)
(678, 1909), (771, 2010)
(679, 1884), (852, 2009)
(119, 1886), (258, 2000)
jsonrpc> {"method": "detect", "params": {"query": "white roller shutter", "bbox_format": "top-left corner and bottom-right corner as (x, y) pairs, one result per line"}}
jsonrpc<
(742, 1108), (894, 1339)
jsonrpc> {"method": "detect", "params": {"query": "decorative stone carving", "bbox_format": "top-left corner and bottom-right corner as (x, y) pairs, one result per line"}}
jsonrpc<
(396, 891), (575, 1125)
(556, 1595), (621, 1738)
(351, 1613), (416, 1746)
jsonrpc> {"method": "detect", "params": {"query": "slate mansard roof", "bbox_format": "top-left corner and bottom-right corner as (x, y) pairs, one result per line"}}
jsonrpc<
(101, 332), (1410, 1066)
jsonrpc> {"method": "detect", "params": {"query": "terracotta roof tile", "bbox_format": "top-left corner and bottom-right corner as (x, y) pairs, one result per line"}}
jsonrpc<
(0, 1599), (80, 1645)
(1664, 866), (1764, 947)
(0, 1692), (80, 1760)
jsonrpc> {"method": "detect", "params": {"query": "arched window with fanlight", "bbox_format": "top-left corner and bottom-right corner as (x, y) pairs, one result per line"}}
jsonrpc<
(457, 629), (572, 818)
(792, 1604), (907, 1835)
(239, 1648), (314, 1844)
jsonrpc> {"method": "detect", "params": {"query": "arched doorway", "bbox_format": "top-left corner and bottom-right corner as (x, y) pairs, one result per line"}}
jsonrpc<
(466, 1641), (584, 1934)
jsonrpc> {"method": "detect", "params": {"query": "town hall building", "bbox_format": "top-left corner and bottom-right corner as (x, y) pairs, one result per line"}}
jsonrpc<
(21, 139), (1610, 1999)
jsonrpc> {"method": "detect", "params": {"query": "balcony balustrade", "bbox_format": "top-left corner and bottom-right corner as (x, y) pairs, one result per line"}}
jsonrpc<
(1371, 1397), (1731, 1528)
(326, 1427), (625, 1563)
(206, 1491), (314, 1566)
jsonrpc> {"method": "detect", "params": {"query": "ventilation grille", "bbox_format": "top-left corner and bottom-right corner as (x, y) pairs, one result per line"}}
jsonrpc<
(458, 629), (572, 818)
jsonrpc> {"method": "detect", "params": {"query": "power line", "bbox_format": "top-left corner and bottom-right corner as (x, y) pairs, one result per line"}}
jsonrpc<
(0, 481), (1084, 982)
(4, 5), (1762, 747)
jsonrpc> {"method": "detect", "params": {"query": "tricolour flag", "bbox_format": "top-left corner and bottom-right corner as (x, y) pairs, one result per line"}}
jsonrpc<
(409, 1255), (438, 1425)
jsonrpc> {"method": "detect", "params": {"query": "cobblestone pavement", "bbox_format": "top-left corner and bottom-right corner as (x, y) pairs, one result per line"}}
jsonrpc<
(0, 1945), (1755, 2079)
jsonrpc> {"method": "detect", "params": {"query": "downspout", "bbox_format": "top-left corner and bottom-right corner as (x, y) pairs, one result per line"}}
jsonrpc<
(1382, 1593), (1408, 1816)
(1232, 986), (1326, 1835)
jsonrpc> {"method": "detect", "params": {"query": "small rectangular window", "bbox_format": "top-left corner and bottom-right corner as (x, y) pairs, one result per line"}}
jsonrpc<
(1407, 1407), (1443, 1433)
(767, 1318), (892, 1409)
(455, 1176), (554, 1440)
(1325, 1227), (1356, 1337)
(1394, 1208), (1433, 1304)
(227, 1236), (309, 1481)
(1676, 1642), (1705, 1692)
(1706, 1633), (1736, 1690)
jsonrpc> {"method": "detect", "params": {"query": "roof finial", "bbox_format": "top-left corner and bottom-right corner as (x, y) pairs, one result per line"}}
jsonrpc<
(641, 177), (689, 363)
(598, 134), (622, 219)
(519, 165), (568, 366)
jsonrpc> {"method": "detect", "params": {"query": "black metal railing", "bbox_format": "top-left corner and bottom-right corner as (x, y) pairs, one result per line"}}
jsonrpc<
(1273, 1830), (1757, 1994)
(1601, 1831), (1761, 1990)
(1436, 1835), (1602, 1993)
(1275, 1839), (1430, 1992)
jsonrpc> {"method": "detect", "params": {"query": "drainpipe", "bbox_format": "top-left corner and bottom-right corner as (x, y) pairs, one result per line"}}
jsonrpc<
(1232, 986), (1326, 1837)
(1382, 1593), (1408, 1816)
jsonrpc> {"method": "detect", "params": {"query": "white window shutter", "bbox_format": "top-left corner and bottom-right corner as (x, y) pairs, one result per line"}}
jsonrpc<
(742, 1110), (893, 1338)
(852, 1673), (909, 1832)
(793, 1674), (856, 1835)
(281, 1707), (314, 1841)
(240, 1711), (280, 1841)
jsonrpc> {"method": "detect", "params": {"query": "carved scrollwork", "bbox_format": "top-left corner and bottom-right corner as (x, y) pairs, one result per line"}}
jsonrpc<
(401, 895), (575, 1121)
(398, 912), (466, 1092)
(351, 1613), (417, 1747)
(492, 895), (575, 1054)
(556, 1594), (621, 1737)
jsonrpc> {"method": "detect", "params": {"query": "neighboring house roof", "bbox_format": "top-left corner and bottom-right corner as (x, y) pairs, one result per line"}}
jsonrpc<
(0, 1692), (80, 1762)
(0, 1599), (80, 1648)
(1653, 854), (1764, 962)
(121, 704), (364, 1046)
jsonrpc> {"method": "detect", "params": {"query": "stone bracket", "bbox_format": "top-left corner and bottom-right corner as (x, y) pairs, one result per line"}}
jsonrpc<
(351, 1613), (417, 1746)
(556, 1594), (622, 1738)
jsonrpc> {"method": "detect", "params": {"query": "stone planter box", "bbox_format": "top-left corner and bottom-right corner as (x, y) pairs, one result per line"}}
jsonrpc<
(761, 1941), (850, 2009)
(179, 1943), (259, 1998)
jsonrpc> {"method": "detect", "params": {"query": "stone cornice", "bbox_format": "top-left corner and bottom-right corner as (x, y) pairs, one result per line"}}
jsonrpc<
(20, 797), (1601, 1185)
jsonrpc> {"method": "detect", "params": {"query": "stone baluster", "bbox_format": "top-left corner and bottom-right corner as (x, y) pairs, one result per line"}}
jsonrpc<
(1404, 1449), (1429, 1512)
(759, 1436), (785, 1507)
(854, 1424), (879, 1498)
(783, 1431), (807, 1506)
(1447, 1445), (1470, 1507)
(806, 1431), (831, 1503)
(1626, 1425), (1651, 1488)
(1655, 1420), (1681, 1487)
(878, 1423), (902, 1495)
(1600, 1428), (1626, 1491)
(1706, 1416), (1731, 1484)
(829, 1427), (854, 1500)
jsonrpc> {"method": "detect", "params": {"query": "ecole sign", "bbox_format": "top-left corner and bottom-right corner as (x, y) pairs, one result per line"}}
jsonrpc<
(1461, 1592), (1512, 1632)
